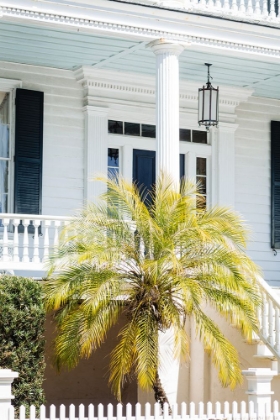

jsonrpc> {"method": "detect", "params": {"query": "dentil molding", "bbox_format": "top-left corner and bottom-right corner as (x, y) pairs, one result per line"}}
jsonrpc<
(1, 3), (280, 60)
(74, 66), (253, 113)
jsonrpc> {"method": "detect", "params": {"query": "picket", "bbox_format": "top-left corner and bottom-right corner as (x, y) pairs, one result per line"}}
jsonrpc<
(7, 401), (280, 420)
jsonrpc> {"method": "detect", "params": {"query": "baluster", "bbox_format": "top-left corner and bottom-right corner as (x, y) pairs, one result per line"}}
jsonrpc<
(215, 0), (223, 10)
(43, 220), (51, 262)
(275, 307), (280, 354)
(12, 219), (20, 262)
(268, 299), (274, 346)
(184, 0), (192, 9)
(207, 402), (212, 418)
(269, 0), (276, 17)
(246, 0), (254, 15)
(208, 0), (215, 10)
(2, 218), (9, 262)
(239, 0), (246, 14)
(254, 0), (261, 15)
(22, 219), (29, 263)
(223, 0), (230, 11)
(33, 220), (41, 263)
(262, 293), (268, 339)
(231, 0), (238, 13)
(262, 0), (268, 17)
(53, 220), (61, 248)
(199, 0), (207, 9)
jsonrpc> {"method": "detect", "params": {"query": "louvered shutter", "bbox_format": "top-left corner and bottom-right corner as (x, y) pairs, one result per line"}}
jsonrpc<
(180, 154), (185, 180)
(14, 89), (44, 215)
(271, 121), (280, 248)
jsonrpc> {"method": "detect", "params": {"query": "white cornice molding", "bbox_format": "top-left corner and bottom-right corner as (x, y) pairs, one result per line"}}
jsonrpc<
(1, 3), (280, 61)
(0, 78), (22, 91)
(74, 66), (253, 117)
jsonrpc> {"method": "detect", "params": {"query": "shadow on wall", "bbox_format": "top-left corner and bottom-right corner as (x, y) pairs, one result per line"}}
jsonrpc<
(44, 312), (137, 411)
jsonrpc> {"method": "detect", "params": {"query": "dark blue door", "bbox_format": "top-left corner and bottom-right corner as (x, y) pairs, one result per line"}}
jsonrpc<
(133, 149), (185, 196)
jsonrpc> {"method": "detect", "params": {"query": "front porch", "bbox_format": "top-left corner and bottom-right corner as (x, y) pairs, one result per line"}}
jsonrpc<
(0, 213), (71, 275)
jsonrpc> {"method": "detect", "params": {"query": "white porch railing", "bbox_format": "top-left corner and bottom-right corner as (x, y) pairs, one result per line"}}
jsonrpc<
(7, 401), (280, 420)
(0, 213), (72, 271)
(2, 213), (280, 366)
(257, 276), (280, 360)
(142, 0), (280, 27)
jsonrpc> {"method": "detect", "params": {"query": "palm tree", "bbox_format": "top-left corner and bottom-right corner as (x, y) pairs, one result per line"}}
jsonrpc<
(44, 174), (261, 407)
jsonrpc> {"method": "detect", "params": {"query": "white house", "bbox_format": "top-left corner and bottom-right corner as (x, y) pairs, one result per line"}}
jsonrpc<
(1, 0), (280, 410)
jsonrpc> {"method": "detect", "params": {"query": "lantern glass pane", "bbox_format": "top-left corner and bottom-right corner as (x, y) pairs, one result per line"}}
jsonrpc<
(198, 90), (203, 122)
(211, 90), (218, 121)
(203, 90), (210, 122)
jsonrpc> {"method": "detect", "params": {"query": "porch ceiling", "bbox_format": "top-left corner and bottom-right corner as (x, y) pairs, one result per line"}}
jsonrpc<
(1, 20), (280, 100)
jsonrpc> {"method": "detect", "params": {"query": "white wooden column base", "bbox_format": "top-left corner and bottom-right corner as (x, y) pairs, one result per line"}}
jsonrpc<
(0, 369), (18, 420)
(242, 368), (277, 413)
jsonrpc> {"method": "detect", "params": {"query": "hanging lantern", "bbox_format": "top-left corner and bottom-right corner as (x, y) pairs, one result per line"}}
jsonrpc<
(198, 63), (219, 129)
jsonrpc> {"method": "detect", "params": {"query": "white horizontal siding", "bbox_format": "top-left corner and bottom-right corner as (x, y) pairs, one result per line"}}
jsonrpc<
(0, 61), (84, 216)
(235, 96), (280, 287)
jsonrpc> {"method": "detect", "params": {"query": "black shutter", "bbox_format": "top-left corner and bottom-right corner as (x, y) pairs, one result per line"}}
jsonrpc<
(133, 149), (156, 201)
(180, 154), (185, 180)
(14, 89), (44, 215)
(271, 121), (280, 248)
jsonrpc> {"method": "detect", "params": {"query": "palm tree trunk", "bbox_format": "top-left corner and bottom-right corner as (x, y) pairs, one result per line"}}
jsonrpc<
(152, 371), (172, 414)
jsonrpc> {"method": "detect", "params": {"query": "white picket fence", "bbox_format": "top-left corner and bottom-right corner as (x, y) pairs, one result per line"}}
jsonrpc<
(7, 401), (280, 420)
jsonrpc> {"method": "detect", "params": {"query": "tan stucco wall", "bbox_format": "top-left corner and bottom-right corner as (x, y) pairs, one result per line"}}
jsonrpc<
(44, 313), (137, 407)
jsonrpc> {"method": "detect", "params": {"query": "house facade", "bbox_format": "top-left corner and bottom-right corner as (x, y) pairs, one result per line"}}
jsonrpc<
(1, 0), (280, 409)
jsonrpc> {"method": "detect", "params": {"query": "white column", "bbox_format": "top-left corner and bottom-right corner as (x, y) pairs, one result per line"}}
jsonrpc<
(211, 124), (237, 208)
(121, 144), (133, 184)
(149, 39), (184, 187)
(83, 106), (108, 203)
(0, 369), (18, 420)
(242, 368), (277, 414)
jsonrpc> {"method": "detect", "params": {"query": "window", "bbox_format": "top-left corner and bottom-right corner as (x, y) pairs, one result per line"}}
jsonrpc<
(196, 157), (207, 208)
(108, 148), (119, 179)
(108, 120), (156, 138)
(180, 129), (208, 144)
(0, 92), (10, 213)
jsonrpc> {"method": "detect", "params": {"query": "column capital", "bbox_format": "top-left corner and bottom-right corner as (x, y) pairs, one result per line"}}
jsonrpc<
(147, 38), (186, 56)
(83, 105), (109, 116)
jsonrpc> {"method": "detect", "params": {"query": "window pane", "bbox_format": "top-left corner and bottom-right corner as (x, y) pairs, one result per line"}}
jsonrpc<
(0, 160), (8, 212)
(108, 167), (119, 179)
(197, 196), (207, 209)
(196, 157), (206, 175)
(196, 176), (206, 194)
(108, 148), (119, 168)
(180, 129), (191, 142)
(0, 93), (9, 158)
(142, 124), (156, 138)
(108, 120), (123, 134)
(125, 122), (140, 136)
(193, 130), (207, 144)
